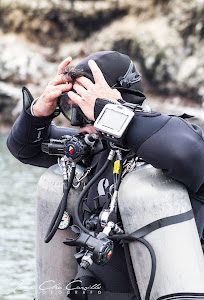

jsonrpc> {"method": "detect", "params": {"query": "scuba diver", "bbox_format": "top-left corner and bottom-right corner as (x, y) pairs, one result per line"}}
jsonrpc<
(7, 51), (204, 299)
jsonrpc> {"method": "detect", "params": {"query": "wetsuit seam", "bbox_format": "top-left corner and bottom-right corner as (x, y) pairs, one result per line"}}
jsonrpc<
(94, 53), (117, 85)
(9, 131), (26, 158)
(17, 145), (26, 157)
(136, 116), (172, 153)
(179, 117), (204, 140)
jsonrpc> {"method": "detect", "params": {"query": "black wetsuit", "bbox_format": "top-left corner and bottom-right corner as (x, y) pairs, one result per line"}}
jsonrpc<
(7, 87), (204, 293)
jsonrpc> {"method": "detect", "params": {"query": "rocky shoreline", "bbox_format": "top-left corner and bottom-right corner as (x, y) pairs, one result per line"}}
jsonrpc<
(1, 0), (204, 129)
(2, 92), (204, 135)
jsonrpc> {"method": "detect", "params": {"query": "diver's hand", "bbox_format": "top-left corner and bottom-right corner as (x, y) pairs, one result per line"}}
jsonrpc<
(33, 57), (73, 117)
(79, 125), (97, 134)
(68, 60), (121, 121)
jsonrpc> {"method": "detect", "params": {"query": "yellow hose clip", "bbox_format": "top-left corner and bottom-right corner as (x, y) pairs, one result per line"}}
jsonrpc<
(113, 160), (120, 174)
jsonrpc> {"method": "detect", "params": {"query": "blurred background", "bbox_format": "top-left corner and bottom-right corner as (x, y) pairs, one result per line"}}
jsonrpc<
(0, 0), (204, 299)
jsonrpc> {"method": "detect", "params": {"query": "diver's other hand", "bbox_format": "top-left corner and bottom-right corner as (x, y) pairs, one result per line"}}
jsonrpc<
(32, 82), (72, 117)
(33, 57), (73, 117)
(79, 125), (97, 134)
(68, 60), (121, 121)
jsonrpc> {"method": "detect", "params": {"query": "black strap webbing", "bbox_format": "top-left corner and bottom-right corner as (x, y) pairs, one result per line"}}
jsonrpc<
(68, 291), (136, 300)
(169, 113), (194, 119)
(157, 292), (204, 300)
(125, 209), (194, 242)
(87, 291), (135, 299)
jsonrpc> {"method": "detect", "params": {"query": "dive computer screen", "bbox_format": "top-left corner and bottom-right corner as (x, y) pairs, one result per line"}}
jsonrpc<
(97, 108), (128, 131)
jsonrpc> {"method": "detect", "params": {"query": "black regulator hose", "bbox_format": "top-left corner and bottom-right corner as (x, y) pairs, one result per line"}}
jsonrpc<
(44, 165), (76, 243)
(137, 237), (156, 300)
(111, 234), (156, 300)
(123, 242), (141, 300)
(74, 154), (114, 234)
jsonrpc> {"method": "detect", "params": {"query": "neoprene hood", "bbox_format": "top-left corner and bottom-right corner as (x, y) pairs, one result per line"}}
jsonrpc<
(75, 51), (146, 104)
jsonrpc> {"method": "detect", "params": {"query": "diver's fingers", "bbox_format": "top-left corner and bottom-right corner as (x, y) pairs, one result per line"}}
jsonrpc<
(79, 126), (97, 134)
(47, 90), (62, 101)
(88, 60), (107, 85)
(75, 76), (93, 89)
(68, 90), (95, 121)
(55, 83), (73, 92)
(48, 74), (68, 86)
(45, 83), (73, 94)
(41, 85), (72, 103)
(73, 82), (87, 97)
(57, 56), (72, 75)
(68, 90), (81, 105)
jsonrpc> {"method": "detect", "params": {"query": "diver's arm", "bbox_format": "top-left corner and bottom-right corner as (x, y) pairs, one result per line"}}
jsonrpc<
(125, 112), (204, 238)
(125, 112), (204, 193)
(7, 86), (78, 168)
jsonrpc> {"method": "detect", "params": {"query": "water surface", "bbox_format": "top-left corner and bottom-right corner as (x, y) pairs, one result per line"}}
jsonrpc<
(0, 135), (44, 300)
